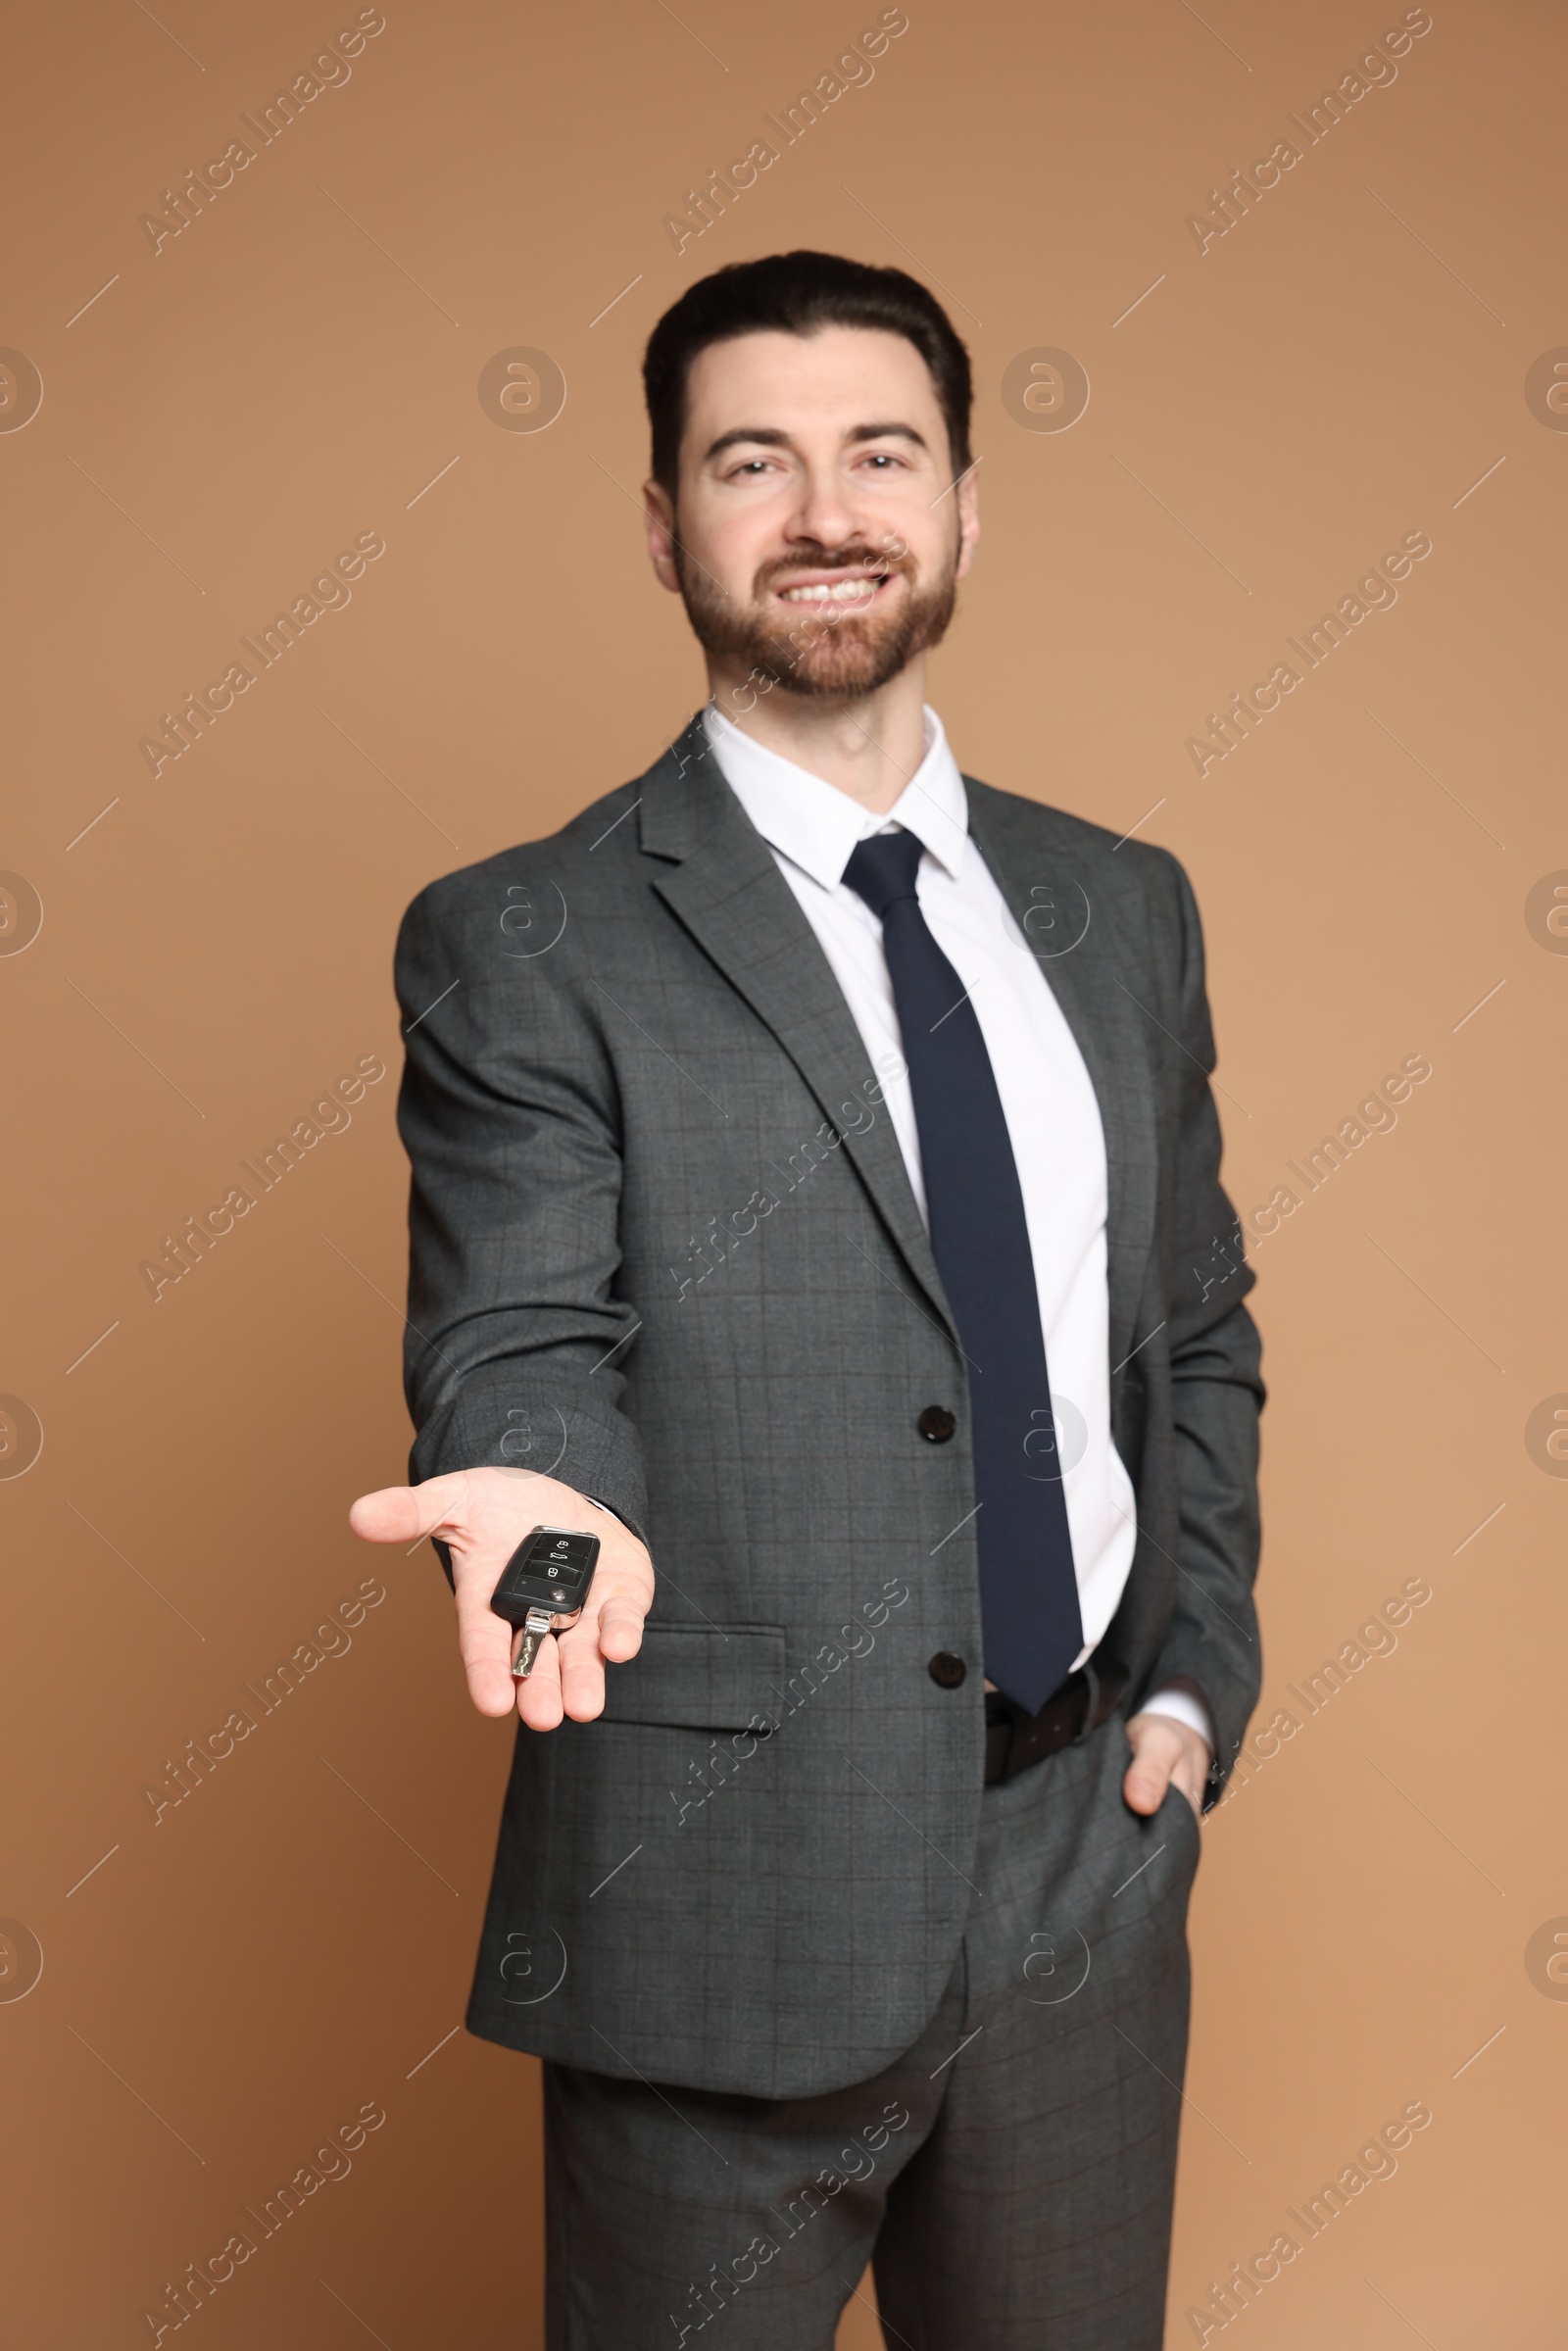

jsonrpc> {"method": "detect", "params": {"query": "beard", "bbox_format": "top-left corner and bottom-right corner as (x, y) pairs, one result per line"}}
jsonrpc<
(673, 532), (959, 702)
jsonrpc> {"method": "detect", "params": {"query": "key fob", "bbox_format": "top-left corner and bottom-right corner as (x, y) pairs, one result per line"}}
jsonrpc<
(489, 1525), (600, 1626)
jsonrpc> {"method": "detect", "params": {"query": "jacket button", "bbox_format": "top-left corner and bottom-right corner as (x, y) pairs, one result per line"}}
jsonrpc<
(928, 1651), (967, 1689)
(917, 1405), (956, 1444)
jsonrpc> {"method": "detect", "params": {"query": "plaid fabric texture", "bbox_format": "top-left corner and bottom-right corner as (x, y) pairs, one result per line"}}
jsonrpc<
(394, 716), (1262, 2100)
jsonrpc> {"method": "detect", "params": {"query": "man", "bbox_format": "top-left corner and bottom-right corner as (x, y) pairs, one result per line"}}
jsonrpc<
(352, 251), (1263, 2349)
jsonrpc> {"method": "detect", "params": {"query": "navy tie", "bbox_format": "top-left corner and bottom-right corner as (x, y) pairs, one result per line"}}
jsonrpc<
(843, 827), (1083, 1713)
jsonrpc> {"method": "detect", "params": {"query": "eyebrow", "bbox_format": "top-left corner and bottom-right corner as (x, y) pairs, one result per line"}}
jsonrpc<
(702, 421), (931, 463)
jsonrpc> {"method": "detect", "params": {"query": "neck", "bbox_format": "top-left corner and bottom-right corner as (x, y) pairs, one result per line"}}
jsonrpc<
(707, 657), (929, 815)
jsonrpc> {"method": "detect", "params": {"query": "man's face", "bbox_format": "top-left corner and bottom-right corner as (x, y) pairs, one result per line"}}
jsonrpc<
(645, 326), (979, 704)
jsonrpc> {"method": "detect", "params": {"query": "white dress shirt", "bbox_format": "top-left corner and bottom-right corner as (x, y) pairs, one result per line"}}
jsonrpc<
(703, 702), (1210, 1750)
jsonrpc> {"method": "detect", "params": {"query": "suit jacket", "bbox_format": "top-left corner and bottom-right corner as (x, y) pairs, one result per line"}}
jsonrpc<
(395, 714), (1264, 2099)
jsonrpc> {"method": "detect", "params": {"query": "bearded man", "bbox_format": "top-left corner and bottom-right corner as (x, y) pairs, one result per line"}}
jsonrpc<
(352, 250), (1263, 2351)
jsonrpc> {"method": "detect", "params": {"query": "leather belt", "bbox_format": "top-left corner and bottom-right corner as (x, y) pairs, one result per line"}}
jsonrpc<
(983, 1658), (1129, 1785)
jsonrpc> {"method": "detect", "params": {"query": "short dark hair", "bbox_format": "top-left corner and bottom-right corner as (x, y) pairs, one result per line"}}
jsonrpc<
(643, 250), (973, 497)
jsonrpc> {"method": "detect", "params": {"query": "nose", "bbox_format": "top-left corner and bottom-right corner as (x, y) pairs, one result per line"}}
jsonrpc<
(785, 457), (860, 554)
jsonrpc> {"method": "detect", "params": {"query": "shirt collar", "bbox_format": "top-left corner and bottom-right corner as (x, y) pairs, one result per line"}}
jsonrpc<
(702, 702), (969, 890)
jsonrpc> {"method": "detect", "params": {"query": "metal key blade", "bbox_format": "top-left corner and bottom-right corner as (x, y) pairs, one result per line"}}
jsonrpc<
(512, 1605), (556, 1680)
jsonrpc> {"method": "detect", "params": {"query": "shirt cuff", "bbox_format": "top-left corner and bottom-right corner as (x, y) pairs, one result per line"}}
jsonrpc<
(1137, 1684), (1215, 1758)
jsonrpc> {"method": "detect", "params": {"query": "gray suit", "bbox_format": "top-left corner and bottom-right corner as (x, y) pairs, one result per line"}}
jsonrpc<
(395, 714), (1263, 2111)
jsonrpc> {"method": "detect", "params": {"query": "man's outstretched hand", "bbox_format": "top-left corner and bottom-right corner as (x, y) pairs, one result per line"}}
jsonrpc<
(1122, 1711), (1210, 1824)
(349, 1467), (655, 1731)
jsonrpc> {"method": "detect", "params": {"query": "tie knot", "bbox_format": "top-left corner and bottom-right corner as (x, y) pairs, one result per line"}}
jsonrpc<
(841, 828), (923, 922)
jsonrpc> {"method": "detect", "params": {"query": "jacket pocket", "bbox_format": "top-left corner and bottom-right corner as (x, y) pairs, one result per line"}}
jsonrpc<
(597, 1622), (786, 1731)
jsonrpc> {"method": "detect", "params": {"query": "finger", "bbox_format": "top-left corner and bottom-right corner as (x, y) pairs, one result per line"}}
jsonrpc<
(1122, 1721), (1180, 1816)
(515, 1626), (565, 1733)
(348, 1476), (465, 1545)
(454, 1576), (517, 1718)
(595, 1592), (649, 1664)
(1122, 1751), (1172, 1815)
(555, 1618), (608, 1723)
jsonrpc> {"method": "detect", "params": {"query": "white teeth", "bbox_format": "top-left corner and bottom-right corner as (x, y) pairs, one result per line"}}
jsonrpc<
(780, 578), (881, 602)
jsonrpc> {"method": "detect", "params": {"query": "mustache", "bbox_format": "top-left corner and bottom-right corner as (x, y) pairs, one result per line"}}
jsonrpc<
(755, 544), (910, 595)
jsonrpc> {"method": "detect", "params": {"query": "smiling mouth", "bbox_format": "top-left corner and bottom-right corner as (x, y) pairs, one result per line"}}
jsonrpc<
(774, 572), (893, 607)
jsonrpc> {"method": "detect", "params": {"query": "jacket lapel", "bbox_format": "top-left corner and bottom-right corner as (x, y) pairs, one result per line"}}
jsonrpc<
(639, 719), (960, 1348)
(636, 723), (1161, 1383)
(961, 776), (1159, 1387)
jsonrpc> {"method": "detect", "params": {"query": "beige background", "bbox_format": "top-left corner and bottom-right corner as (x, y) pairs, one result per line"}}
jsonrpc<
(3, 0), (1564, 2342)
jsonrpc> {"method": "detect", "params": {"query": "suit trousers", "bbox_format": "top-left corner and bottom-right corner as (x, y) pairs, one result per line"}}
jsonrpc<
(541, 1704), (1201, 2350)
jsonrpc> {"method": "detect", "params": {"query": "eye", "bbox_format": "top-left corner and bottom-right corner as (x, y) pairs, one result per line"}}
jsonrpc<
(858, 452), (904, 472)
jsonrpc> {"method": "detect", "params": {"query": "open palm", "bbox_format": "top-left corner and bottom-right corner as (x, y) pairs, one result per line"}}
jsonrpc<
(349, 1466), (655, 1730)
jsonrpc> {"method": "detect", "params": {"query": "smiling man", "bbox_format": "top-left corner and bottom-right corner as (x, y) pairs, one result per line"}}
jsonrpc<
(351, 251), (1263, 2350)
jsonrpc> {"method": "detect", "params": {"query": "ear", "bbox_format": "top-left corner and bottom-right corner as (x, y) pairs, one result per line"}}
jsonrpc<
(643, 478), (682, 595)
(954, 455), (982, 582)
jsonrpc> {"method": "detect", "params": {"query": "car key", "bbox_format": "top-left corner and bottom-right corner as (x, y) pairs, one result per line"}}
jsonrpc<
(489, 1525), (601, 1679)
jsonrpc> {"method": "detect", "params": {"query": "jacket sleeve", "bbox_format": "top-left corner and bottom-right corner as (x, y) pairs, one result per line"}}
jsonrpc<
(393, 873), (649, 1587)
(1144, 853), (1264, 1802)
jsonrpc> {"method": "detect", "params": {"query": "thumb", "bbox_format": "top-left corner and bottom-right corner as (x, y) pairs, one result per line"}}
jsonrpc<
(1122, 1758), (1169, 1816)
(1122, 1721), (1177, 1816)
(349, 1477), (460, 1545)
